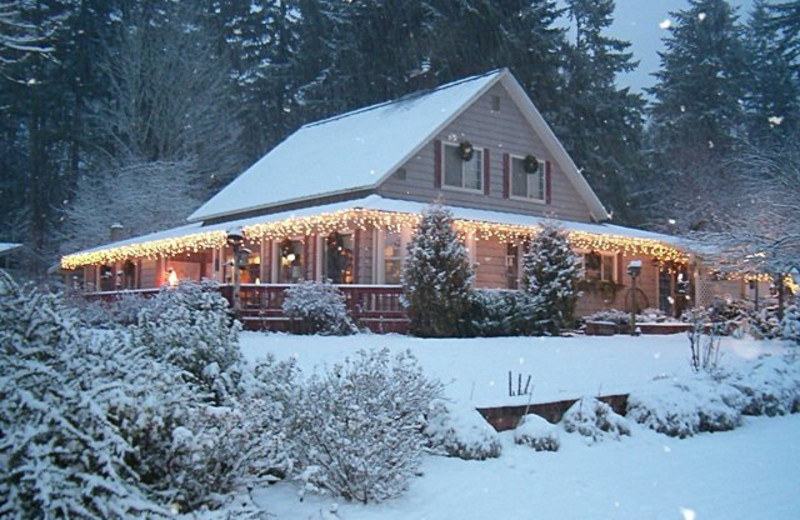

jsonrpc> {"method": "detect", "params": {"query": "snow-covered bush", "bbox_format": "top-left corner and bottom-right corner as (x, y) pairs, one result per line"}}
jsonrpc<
(627, 375), (743, 438)
(402, 202), (474, 337)
(69, 291), (152, 328)
(522, 221), (582, 335)
(584, 308), (676, 327)
(133, 280), (244, 405)
(561, 397), (631, 443)
(0, 273), (166, 519)
(291, 348), (442, 503)
(513, 414), (560, 452)
(466, 289), (538, 337)
(686, 308), (722, 373)
(281, 280), (357, 335)
(781, 304), (800, 344)
(729, 355), (800, 416)
(423, 400), (502, 460)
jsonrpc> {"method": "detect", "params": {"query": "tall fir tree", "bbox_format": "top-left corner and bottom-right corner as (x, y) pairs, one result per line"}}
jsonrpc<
(644, 0), (748, 232)
(648, 0), (747, 159)
(401, 203), (474, 337)
(522, 221), (581, 335)
(742, 0), (800, 142)
(558, 0), (647, 225)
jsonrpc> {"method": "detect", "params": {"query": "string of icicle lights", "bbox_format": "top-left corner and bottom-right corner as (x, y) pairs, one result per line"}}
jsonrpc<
(61, 208), (690, 270)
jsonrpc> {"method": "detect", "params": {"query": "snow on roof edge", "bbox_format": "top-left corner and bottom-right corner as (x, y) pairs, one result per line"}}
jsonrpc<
(64, 195), (690, 265)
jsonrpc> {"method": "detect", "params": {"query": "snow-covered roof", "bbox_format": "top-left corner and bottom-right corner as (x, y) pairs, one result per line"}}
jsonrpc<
(0, 242), (22, 255)
(64, 195), (688, 269)
(189, 69), (610, 223)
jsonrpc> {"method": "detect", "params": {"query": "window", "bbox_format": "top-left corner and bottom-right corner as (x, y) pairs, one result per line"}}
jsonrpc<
(277, 238), (305, 283)
(322, 232), (354, 284)
(506, 243), (520, 289)
(581, 251), (616, 283)
(382, 229), (404, 284)
(511, 155), (545, 201)
(443, 142), (483, 191)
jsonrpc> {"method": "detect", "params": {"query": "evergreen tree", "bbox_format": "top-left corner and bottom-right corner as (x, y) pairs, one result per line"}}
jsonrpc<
(645, 0), (748, 231)
(522, 221), (581, 335)
(402, 202), (474, 337)
(648, 0), (747, 159)
(743, 0), (800, 141)
(558, 0), (647, 224)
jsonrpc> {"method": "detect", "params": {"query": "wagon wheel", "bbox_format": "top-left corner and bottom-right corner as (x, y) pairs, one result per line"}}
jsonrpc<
(624, 287), (648, 314)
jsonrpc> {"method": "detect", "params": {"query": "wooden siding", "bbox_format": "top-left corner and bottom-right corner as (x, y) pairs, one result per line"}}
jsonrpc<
(474, 239), (508, 288)
(377, 83), (595, 223)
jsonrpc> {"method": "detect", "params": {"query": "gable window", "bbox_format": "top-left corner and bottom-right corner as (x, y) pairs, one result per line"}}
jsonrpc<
(580, 251), (616, 283)
(443, 142), (483, 192)
(511, 155), (545, 201)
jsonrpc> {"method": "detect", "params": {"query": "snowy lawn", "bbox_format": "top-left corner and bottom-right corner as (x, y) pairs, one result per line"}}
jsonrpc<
(239, 332), (788, 408)
(238, 332), (799, 520)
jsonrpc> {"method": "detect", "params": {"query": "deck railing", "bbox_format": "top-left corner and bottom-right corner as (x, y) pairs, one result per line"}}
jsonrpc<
(86, 283), (409, 333)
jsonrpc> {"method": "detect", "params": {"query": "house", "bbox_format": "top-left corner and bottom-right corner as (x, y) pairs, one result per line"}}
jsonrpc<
(61, 69), (696, 330)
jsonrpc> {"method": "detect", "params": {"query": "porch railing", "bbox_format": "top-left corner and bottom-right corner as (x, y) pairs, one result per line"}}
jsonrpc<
(221, 284), (408, 333)
(83, 283), (409, 333)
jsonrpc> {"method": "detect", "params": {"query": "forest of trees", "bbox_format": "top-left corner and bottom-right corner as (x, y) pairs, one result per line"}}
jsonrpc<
(1, 0), (798, 279)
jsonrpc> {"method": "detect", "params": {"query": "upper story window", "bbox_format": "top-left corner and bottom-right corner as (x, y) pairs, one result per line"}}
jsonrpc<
(510, 155), (545, 201)
(443, 142), (483, 192)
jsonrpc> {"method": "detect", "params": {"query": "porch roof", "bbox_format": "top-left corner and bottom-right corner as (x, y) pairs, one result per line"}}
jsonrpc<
(61, 195), (690, 270)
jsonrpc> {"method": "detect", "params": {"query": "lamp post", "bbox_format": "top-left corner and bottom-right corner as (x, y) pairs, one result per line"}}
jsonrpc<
(627, 260), (642, 336)
(226, 227), (244, 313)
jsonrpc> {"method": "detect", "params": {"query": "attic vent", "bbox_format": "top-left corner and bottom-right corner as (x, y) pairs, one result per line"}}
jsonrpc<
(394, 168), (407, 181)
(491, 95), (501, 111)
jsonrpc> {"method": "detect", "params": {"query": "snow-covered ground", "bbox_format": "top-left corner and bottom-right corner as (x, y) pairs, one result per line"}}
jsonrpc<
(239, 332), (799, 520)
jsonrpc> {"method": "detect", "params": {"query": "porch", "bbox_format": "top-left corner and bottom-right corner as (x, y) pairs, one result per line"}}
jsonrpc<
(86, 283), (409, 334)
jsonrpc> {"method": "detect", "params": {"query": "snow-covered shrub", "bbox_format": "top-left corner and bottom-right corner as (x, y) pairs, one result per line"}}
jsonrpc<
(627, 375), (743, 438)
(423, 400), (502, 460)
(281, 280), (357, 335)
(402, 202), (474, 337)
(467, 289), (539, 337)
(729, 355), (800, 416)
(561, 397), (631, 443)
(69, 291), (152, 328)
(522, 221), (581, 335)
(133, 280), (244, 405)
(291, 348), (443, 503)
(686, 308), (722, 373)
(781, 304), (800, 344)
(513, 414), (560, 452)
(0, 273), (166, 518)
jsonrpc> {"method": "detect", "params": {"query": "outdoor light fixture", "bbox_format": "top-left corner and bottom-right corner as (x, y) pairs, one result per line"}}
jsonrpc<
(226, 227), (245, 313)
(627, 260), (642, 335)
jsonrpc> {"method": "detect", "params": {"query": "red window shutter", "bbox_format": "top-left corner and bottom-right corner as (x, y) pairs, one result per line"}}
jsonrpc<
(502, 153), (510, 199)
(545, 160), (552, 204)
(483, 148), (491, 195)
(434, 140), (442, 189)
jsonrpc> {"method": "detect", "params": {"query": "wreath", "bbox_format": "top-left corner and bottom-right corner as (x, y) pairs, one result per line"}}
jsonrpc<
(460, 141), (474, 161)
(523, 154), (540, 174)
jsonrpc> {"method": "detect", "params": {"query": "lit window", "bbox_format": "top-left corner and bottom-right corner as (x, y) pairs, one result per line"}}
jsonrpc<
(383, 230), (404, 284)
(322, 232), (354, 284)
(443, 142), (483, 191)
(277, 239), (305, 283)
(511, 155), (545, 201)
(581, 251), (616, 282)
